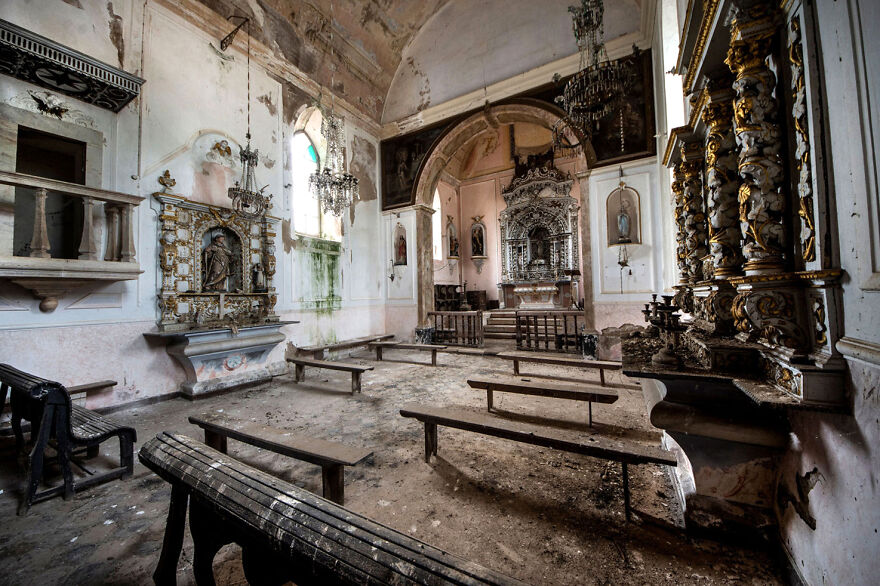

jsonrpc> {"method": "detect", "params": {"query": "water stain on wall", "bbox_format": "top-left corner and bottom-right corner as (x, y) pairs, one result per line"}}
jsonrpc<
(349, 135), (377, 226)
(257, 93), (277, 117)
(61, 0), (83, 9)
(106, 2), (124, 68)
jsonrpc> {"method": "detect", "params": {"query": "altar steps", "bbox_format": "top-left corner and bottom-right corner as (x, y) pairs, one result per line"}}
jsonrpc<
(485, 310), (519, 340)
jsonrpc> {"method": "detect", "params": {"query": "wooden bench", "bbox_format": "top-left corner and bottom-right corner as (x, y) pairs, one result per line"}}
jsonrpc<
(286, 357), (374, 393)
(139, 432), (527, 586)
(369, 341), (448, 366)
(467, 375), (618, 426)
(188, 413), (372, 504)
(296, 333), (395, 359)
(495, 351), (622, 386)
(399, 404), (676, 520)
(0, 364), (136, 514)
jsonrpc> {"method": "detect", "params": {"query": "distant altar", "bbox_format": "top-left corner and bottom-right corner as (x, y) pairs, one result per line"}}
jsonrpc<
(497, 163), (580, 309)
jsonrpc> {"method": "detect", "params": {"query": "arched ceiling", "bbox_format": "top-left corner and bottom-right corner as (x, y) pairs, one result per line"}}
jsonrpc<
(201, 0), (645, 124)
(381, 0), (645, 124)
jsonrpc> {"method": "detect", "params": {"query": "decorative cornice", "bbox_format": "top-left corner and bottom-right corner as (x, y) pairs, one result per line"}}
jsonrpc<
(682, 0), (721, 94)
(0, 18), (144, 113)
(663, 125), (694, 167)
(836, 336), (880, 367)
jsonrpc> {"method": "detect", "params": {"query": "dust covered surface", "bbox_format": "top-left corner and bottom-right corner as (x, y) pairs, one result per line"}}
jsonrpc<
(0, 349), (784, 584)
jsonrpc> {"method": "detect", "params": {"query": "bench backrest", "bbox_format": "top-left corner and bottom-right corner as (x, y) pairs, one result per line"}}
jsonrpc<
(0, 363), (73, 433)
(139, 433), (525, 586)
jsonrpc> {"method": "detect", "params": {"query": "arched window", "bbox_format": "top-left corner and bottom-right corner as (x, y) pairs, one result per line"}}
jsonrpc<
(432, 189), (443, 260)
(291, 123), (343, 241)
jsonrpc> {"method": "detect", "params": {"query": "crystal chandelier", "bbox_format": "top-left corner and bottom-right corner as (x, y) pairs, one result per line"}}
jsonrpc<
(309, 111), (359, 217)
(222, 15), (272, 220)
(553, 0), (635, 153)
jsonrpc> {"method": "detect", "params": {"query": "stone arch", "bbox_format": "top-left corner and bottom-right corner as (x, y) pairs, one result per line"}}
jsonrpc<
(409, 100), (595, 328)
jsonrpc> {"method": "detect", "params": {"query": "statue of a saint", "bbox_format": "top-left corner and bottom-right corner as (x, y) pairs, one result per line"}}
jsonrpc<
(472, 226), (485, 256)
(449, 234), (459, 257)
(617, 199), (632, 243)
(253, 262), (266, 291)
(202, 233), (233, 291)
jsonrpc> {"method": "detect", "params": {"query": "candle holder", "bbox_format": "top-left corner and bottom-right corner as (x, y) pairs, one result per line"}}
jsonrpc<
(642, 293), (686, 368)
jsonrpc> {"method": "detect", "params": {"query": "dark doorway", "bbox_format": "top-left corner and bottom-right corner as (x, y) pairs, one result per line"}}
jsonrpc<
(14, 126), (86, 258)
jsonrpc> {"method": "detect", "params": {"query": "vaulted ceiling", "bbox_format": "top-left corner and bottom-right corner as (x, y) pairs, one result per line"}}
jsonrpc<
(200, 0), (647, 125)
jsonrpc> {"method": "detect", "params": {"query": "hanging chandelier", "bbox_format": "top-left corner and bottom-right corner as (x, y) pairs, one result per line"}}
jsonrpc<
(309, 111), (359, 217)
(553, 0), (636, 154)
(307, 0), (358, 217)
(222, 15), (272, 220)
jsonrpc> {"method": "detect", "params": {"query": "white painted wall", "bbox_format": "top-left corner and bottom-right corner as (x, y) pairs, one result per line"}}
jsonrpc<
(0, 0), (386, 406)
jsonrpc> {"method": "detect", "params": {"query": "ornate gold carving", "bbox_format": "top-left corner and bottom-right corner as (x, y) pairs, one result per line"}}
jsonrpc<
(680, 152), (709, 283)
(789, 17), (816, 263)
(682, 0), (721, 93)
(727, 29), (786, 274)
(703, 95), (743, 278)
(812, 297), (827, 345)
(672, 162), (690, 285)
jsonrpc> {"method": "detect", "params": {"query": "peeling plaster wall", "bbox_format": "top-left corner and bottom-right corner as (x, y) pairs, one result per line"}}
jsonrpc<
(382, 0), (642, 123)
(0, 0), (386, 406)
(773, 1), (880, 584)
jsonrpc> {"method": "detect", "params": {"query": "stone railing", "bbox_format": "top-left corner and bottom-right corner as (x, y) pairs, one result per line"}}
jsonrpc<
(0, 171), (143, 311)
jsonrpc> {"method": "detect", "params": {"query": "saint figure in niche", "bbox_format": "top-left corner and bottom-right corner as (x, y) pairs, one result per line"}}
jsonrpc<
(203, 233), (233, 291)
(617, 199), (632, 244)
(395, 234), (407, 265)
(472, 225), (485, 256)
(449, 234), (459, 257)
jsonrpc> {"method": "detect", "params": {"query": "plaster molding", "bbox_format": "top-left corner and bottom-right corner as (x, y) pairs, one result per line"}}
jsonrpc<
(836, 336), (880, 367)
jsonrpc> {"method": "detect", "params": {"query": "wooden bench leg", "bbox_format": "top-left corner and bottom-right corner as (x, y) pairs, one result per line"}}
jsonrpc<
(153, 484), (189, 586)
(204, 430), (227, 454)
(120, 434), (134, 479)
(487, 389), (494, 411)
(513, 360), (520, 375)
(322, 464), (345, 505)
(431, 350), (437, 366)
(189, 498), (229, 586)
(588, 402), (593, 427)
(352, 372), (362, 394)
(376, 347), (383, 361)
(622, 462), (631, 521)
(600, 369), (606, 386)
(53, 411), (75, 500)
(19, 406), (55, 515)
(86, 445), (100, 458)
(424, 422), (438, 463)
(294, 364), (305, 383)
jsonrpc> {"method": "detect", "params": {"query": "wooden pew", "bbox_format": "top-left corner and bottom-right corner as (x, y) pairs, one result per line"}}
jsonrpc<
(296, 333), (394, 359)
(0, 364), (136, 514)
(188, 413), (372, 504)
(495, 351), (622, 386)
(467, 375), (618, 426)
(368, 341), (448, 366)
(399, 404), (676, 520)
(286, 357), (374, 393)
(139, 432), (527, 586)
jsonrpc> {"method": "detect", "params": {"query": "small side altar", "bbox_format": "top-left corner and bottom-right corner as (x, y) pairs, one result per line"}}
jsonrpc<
(146, 191), (291, 396)
(499, 280), (575, 309)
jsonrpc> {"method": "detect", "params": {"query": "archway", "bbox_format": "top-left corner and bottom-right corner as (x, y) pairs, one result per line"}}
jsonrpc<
(409, 100), (595, 329)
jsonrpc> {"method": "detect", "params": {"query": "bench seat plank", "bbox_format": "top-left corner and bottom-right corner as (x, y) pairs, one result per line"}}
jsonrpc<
(495, 352), (622, 385)
(140, 432), (527, 586)
(467, 376), (618, 403)
(495, 352), (621, 369)
(297, 333), (395, 357)
(400, 404), (674, 466)
(286, 357), (374, 393)
(467, 375), (618, 426)
(399, 404), (674, 520)
(189, 414), (371, 466)
(287, 358), (373, 373)
(368, 342), (448, 366)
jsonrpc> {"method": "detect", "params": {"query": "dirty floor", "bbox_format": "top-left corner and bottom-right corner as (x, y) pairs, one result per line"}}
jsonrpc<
(0, 348), (785, 585)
